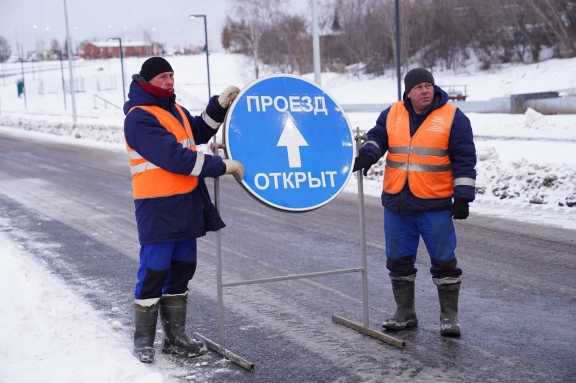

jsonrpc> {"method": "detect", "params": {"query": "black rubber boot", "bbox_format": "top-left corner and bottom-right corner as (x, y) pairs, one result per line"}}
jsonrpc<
(382, 275), (418, 331)
(160, 294), (207, 357)
(133, 302), (159, 363)
(437, 282), (461, 337)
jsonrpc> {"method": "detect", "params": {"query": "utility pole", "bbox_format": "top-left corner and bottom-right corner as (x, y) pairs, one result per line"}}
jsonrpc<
(395, 0), (402, 100)
(63, 0), (77, 125)
(312, 0), (321, 86)
(189, 14), (211, 98)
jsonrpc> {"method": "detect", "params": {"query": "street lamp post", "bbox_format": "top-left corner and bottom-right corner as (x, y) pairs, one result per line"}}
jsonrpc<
(311, 0), (322, 86)
(62, 0), (77, 126)
(395, 0), (402, 101)
(108, 37), (126, 104)
(58, 50), (67, 111)
(189, 14), (211, 98)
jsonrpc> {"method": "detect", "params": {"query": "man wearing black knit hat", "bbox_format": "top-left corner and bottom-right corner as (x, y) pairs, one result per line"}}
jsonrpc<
(123, 56), (243, 363)
(353, 68), (477, 338)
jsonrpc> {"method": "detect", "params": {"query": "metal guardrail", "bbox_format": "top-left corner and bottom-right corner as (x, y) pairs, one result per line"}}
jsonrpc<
(92, 93), (121, 110)
(341, 100), (511, 114)
(342, 95), (576, 115)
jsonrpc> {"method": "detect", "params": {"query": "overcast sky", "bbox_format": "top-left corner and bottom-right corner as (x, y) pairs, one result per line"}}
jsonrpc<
(0, 0), (233, 54)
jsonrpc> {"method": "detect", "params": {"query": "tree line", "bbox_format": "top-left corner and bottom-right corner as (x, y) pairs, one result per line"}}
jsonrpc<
(222, 0), (576, 76)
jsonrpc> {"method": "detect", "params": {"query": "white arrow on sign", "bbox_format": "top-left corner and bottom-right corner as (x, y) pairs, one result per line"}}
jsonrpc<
(276, 116), (308, 168)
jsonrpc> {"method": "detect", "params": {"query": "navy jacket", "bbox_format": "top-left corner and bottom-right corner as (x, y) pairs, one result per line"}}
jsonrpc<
(124, 76), (227, 244)
(359, 86), (476, 213)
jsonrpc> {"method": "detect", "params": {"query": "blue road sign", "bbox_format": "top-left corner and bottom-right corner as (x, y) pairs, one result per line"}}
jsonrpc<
(224, 75), (355, 212)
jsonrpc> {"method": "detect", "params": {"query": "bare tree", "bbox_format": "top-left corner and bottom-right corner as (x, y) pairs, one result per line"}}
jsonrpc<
(526, 0), (576, 57)
(223, 0), (576, 76)
(227, 0), (286, 79)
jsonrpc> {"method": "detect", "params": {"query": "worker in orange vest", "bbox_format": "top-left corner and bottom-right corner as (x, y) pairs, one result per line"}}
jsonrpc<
(123, 57), (243, 363)
(353, 68), (476, 337)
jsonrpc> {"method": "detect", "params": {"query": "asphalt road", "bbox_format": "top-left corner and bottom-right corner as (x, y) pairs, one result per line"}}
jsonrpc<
(0, 130), (574, 383)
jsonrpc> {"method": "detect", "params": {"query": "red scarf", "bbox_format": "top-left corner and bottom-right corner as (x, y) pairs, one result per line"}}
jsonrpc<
(138, 80), (174, 99)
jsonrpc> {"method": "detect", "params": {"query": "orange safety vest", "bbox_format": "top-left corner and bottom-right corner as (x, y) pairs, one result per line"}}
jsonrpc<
(126, 104), (199, 199)
(383, 101), (456, 199)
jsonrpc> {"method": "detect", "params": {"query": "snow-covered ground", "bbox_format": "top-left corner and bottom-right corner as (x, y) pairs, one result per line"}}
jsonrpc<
(0, 54), (575, 381)
(0, 226), (169, 383)
(0, 217), (236, 383)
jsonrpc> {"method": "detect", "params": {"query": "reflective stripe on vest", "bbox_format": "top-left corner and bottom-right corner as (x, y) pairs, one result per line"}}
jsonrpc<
(126, 104), (199, 199)
(383, 102), (456, 199)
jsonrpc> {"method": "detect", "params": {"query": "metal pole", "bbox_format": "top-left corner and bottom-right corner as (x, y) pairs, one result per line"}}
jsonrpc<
(59, 51), (67, 111)
(312, 0), (321, 86)
(189, 11), (223, 350)
(108, 37), (126, 104)
(202, 16), (212, 98)
(194, 13), (222, 347)
(119, 38), (126, 104)
(395, 0), (402, 101)
(215, 178), (226, 349)
(355, 128), (369, 327)
(198, 14), (222, 346)
(63, 0), (77, 125)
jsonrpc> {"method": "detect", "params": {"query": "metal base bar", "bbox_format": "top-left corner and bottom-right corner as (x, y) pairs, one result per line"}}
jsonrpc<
(332, 314), (405, 349)
(223, 267), (362, 288)
(194, 332), (255, 372)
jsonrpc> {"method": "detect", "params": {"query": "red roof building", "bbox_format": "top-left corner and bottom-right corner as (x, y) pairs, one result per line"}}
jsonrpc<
(81, 41), (164, 59)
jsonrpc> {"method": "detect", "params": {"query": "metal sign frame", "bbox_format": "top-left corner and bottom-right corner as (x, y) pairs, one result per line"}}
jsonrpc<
(206, 96), (404, 371)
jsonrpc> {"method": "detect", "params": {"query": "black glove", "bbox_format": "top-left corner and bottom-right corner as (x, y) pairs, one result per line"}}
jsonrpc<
(353, 155), (375, 176)
(452, 199), (469, 220)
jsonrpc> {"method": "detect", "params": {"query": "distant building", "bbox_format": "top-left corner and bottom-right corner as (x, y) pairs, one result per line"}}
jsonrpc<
(80, 41), (164, 59)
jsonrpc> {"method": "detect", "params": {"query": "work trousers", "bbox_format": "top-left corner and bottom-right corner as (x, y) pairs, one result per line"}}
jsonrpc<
(134, 239), (197, 299)
(384, 208), (462, 279)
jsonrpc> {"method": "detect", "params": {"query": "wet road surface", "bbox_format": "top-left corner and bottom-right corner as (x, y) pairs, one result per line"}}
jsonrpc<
(0, 130), (574, 382)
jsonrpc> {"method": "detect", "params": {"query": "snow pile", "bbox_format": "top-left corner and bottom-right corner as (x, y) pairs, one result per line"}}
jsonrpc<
(0, 113), (124, 144)
(356, 153), (576, 206)
(477, 150), (576, 207)
(356, 108), (576, 213)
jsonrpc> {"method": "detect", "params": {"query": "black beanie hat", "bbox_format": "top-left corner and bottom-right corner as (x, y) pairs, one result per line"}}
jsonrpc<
(404, 68), (434, 96)
(139, 57), (174, 81)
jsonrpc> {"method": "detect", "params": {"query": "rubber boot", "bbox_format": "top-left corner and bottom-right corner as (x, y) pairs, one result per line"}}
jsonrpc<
(437, 282), (461, 337)
(382, 275), (418, 331)
(133, 302), (159, 363)
(160, 294), (207, 357)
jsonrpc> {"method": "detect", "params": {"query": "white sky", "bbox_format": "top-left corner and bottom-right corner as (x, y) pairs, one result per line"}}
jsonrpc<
(0, 0), (231, 54)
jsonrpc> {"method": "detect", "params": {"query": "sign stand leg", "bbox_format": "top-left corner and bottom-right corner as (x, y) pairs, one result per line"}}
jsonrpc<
(332, 128), (405, 349)
(214, 177), (226, 349)
(358, 169), (369, 327)
(197, 141), (255, 372)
